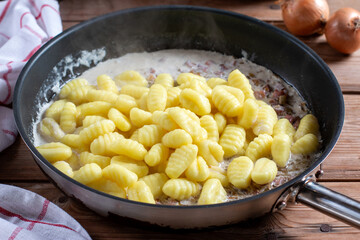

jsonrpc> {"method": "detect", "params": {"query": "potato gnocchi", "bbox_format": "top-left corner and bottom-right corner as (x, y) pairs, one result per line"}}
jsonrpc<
(35, 50), (321, 206)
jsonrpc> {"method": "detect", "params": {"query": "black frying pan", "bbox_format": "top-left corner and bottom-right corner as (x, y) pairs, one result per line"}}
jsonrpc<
(13, 6), (360, 228)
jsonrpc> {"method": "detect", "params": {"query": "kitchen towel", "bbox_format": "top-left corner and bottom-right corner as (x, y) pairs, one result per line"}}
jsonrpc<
(0, 1), (91, 239)
(0, 0), (62, 152)
(0, 184), (91, 240)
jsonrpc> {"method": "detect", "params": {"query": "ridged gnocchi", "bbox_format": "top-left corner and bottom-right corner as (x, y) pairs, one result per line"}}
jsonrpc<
(40, 117), (65, 141)
(206, 77), (227, 89)
(200, 115), (219, 142)
(87, 177), (125, 197)
(162, 178), (200, 201)
(177, 72), (206, 85)
(219, 124), (246, 158)
(115, 70), (148, 87)
(59, 78), (88, 99)
(251, 158), (277, 185)
(37, 65), (321, 206)
(73, 163), (102, 185)
(185, 156), (210, 182)
(67, 85), (93, 105)
(162, 129), (192, 148)
(102, 164), (138, 188)
(214, 112), (227, 134)
(198, 140), (224, 166)
(129, 108), (152, 128)
(120, 85), (149, 99)
(165, 144), (198, 179)
(87, 89), (118, 105)
(252, 103), (277, 136)
(136, 92), (148, 111)
(228, 69), (255, 100)
(77, 101), (112, 120)
(291, 133), (319, 155)
(90, 132), (123, 156)
(273, 118), (296, 140)
(147, 84), (167, 112)
(144, 143), (169, 167)
(245, 134), (273, 161)
(166, 87), (182, 108)
(155, 73), (174, 89)
(237, 98), (258, 129)
(168, 107), (207, 143)
(180, 78), (211, 98)
(53, 161), (74, 177)
(36, 142), (72, 163)
(271, 133), (291, 167)
(82, 116), (107, 128)
(45, 99), (67, 122)
(294, 114), (319, 141)
(211, 85), (244, 117)
(79, 119), (115, 144)
(137, 124), (165, 148)
(152, 111), (179, 131)
(115, 94), (137, 115)
(97, 74), (118, 94)
(227, 156), (254, 189)
(198, 178), (227, 205)
(127, 181), (155, 204)
(108, 108), (131, 132)
(179, 88), (211, 116)
(109, 138), (147, 161)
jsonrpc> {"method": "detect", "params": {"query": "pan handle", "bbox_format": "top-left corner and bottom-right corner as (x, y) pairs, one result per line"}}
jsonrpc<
(296, 180), (360, 228)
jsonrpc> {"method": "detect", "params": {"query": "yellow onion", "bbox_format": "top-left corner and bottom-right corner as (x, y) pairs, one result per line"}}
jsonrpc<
(325, 8), (360, 54)
(281, 0), (329, 36)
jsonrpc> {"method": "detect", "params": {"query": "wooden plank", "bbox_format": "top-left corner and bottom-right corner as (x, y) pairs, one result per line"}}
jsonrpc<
(0, 137), (47, 181)
(321, 94), (360, 181)
(5, 182), (360, 239)
(59, 0), (282, 21)
(59, 0), (360, 22)
(62, 21), (78, 30)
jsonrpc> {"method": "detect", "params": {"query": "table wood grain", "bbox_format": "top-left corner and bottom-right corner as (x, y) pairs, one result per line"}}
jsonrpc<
(1, 0), (360, 239)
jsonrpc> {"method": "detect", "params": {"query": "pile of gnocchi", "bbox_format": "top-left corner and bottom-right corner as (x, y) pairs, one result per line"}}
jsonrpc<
(36, 69), (320, 205)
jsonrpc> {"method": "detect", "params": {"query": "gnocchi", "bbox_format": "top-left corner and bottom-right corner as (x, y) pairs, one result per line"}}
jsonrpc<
(36, 56), (320, 206)
(198, 178), (227, 205)
(165, 144), (198, 179)
(227, 156), (254, 189)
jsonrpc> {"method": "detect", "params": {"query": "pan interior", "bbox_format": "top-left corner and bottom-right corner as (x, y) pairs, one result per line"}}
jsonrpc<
(14, 6), (344, 207)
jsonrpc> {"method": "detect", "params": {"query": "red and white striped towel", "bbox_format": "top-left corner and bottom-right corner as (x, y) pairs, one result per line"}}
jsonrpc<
(0, 0), (62, 152)
(0, 184), (91, 240)
(0, 1), (91, 239)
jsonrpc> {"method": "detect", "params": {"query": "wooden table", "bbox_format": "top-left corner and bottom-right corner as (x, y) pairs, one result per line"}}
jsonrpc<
(1, 0), (360, 239)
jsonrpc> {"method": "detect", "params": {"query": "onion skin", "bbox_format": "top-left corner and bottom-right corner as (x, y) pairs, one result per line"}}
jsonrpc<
(281, 0), (329, 36)
(325, 8), (360, 54)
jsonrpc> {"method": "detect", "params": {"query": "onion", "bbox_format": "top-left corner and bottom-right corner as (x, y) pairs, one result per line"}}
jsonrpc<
(281, 0), (329, 36)
(325, 8), (360, 54)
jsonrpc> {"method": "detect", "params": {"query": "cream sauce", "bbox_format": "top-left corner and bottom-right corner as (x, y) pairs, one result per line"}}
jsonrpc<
(33, 49), (320, 205)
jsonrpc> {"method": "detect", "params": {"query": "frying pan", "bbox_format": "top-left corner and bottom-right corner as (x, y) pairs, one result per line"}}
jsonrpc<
(13, 6), (360, 229)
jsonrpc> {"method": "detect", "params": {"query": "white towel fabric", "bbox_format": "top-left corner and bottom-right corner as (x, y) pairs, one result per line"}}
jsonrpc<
(0, 105), (17, 151)
(0, 0), (62, 152)
(0, 184), (91, 240)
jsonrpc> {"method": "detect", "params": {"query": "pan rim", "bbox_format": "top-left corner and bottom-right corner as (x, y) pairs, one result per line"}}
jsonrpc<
(14, 5), (345, 209)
